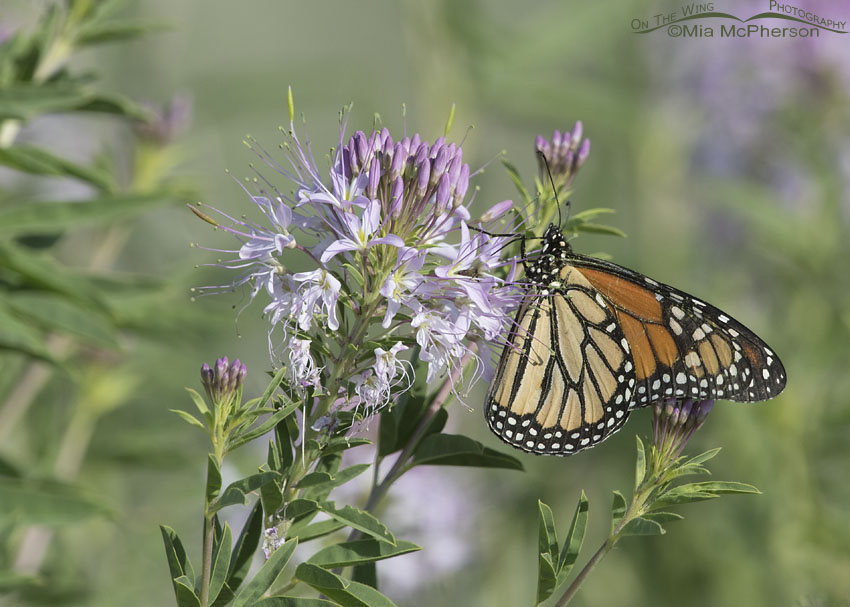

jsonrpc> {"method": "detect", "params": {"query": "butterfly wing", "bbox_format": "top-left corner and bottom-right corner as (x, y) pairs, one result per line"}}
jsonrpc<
(567, 254), (787, 405)
(486, 253), (786, 457)
(486, 276), (635, 456)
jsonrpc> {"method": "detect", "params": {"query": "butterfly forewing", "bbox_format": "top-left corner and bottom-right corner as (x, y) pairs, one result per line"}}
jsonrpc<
(571, 255), (787, 405)
(486, 266), (634, 455)
(485, 224), (786, 457)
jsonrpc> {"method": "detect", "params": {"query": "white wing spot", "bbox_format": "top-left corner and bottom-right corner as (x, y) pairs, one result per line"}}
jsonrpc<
(718, 314), (729, 323)
(692, 328), (706, 340)
(670, 319), (683, 335)
(671, 306), (685, 320)
(676, 372), (687, 384)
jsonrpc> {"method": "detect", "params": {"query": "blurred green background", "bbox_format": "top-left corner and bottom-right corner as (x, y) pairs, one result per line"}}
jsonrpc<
(2, 0), (849, 605)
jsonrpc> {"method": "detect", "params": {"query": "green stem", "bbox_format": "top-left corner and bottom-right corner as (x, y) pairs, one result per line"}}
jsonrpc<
(199, 513), (216, 607)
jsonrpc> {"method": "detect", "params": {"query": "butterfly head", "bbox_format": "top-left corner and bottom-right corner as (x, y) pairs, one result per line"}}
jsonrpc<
(525, 224), (573, 286)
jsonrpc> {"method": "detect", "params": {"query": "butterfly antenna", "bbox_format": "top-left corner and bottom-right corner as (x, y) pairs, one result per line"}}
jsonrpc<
(537, 151), (570, 228)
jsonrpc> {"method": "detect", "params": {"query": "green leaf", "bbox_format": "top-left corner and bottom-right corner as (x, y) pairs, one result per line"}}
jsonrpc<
(231, 539), (298, 607)
(254, 599), (337, 607)
(351, 561), (378, 589)
(0, 304), (53, 362)
(172, 576), (202, 607)
(76, 19), (169, 46)
(0, 83), (90, 120)
(295, 563), (397, 607)
(685, 447), (722, 467)
(568, 208), (616, 222)
(0, 478), (111, 525)
(619, 516), (666, 536)
(185, 388), (210, 416)
(319, 437), (372, 455)
(650, 481), (760, 511)
(170, 409), (205, 431)
(212, 472), (280, 513)
(206, 456), (222, 503)
(678, 481), (761, 495)
(297, 464), (370, 491)
(0, 243), (107, 310)
(208, 523), (233, 603)
(634, 436), (646, 487)
(642, 511), (684, 525)
(537, 500), (559, 564)
(319, 502), (396, 545)
(536, 553), (557, 605)
(500, 158), (532, 204)
(286, 498), (320, 521)
(160, 526), (195, 587)
(307, 539), (421, 569)
(557, 491), (588, 580)
(5, 292), (119, 348)
(610, 490), (627, 534)
(574, 222), (627, 238)
(0, 192), (175, 234)
(410, 434), (524, 470)
(228, 401), (300, 452)
(228, 500), (264, 591)
(286, 518), (345, 542)
(0, 144), (113, 190)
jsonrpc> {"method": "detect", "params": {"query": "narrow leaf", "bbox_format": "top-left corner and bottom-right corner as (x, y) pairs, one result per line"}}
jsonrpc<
(0, 478), (111, 524)
(228, 401), (300, 451)
(185, 388), (209, 415)
(254, 599), (337, 607)
(212, 472), (279, 513)
(228, 500), (264, 591)
(5, 292), (118, 348)
(557, 491), (588, 580)
(173, 576), (202, 607)
(0, 144), (113, 190)
(0, 193), (175, 233)
(319, 502), (395, 545)
(611, 490), (627, 534)
(536, 553), (557, 605)
(642, 511), (684, 524)
(170, 409), (205, 430)
(297, 464), (369, 491)
(206, 456), (222, 503)
(231, 539), (298, 607)
(537, 500), (559, 563)
(411, 434), (523, 470)
(619, 516), (665, 536)
(208, 523), (233, 603)
(634, 436), (646, 487)
(685, 447), (722, 467)
(575, 222), (627, 238)
(307, 539), (421, 568)
(286, 519), (345, 542)
(295, 563), (396, 607)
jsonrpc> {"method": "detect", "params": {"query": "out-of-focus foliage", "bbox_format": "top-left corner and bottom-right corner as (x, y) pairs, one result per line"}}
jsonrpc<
(1, 0), (847, 605)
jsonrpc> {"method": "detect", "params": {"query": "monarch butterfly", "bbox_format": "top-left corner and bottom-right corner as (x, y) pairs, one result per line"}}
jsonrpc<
(486, 223), (786, 456)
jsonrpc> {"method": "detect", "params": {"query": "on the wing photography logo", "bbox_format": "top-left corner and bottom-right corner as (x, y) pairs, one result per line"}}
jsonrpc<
(631, 1), (848, 38)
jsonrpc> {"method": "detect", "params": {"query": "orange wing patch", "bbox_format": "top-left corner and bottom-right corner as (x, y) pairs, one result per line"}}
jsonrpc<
(579, 267), (664, 322)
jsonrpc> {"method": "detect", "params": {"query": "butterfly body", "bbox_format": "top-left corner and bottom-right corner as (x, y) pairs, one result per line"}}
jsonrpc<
(486, 224), (786, 456)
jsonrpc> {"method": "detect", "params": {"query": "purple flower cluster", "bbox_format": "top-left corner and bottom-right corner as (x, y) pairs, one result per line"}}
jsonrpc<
(201, 107), (524, 421)
(535, 121), (590, 190)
